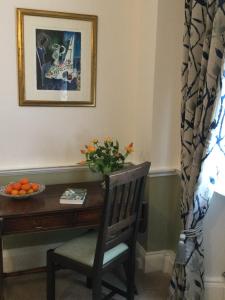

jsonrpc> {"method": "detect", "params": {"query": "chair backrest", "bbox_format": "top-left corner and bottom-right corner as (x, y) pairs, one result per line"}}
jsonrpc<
(94, 162), (151, 268)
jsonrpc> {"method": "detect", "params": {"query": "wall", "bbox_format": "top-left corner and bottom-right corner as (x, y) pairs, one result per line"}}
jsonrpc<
(0, 0), (182, 172)
(0, 0), (137, 170)
(147, 174), (181, 251)
(0, 0), (183, 274)
(137, 172), (181, 252)
(151, 0), (183, 171)
(130, 0), (183, 170)
(134, 0), (183, 256)
(133, 0), (158, 163)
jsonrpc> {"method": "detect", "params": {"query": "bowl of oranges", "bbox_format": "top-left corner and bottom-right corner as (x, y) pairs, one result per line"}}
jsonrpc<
(0, 178), (45, 199)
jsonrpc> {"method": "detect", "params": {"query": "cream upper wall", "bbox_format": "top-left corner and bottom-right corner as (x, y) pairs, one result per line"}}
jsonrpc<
(150, 0), (183, 171)
(0, 0), (137, 170)
(133, 0), (183, 170)
(133, 0), (158, 163)
(0, 0), (182, 171)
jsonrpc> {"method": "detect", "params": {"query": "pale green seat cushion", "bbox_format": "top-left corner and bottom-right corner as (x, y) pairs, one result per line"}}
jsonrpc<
(54, 230), (128, 267)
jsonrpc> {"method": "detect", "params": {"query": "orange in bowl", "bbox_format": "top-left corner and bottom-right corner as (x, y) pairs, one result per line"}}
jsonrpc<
(11, 190), (19, 196)
(19, 178), (29, 185)
(12, 182), (22, 190)
(21, 183), (31, 191)
(18, 189), (26, 196)
(31, 183), (39, 192)
(5, 185), (13, 194)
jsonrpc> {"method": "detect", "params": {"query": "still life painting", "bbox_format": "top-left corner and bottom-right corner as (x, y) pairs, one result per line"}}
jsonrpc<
(17, 8), (97, 106)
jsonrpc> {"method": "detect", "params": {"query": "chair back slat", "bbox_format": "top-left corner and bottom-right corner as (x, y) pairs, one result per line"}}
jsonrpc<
(124, 181), (136, 218)
(94, 162), (150, 269)
(131, 178), (142, 214)
(109, 187), (117, 225)
(118, 183), (130, 221)
(111, 185), (123, 225)
(117, 185), (126, 222)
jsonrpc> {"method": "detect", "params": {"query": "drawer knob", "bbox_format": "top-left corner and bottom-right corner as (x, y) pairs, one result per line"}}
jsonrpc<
(35, 226), (43, 230)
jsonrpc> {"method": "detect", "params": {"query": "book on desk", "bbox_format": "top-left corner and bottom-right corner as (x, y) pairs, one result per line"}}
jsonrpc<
(60, 188), (87, 204)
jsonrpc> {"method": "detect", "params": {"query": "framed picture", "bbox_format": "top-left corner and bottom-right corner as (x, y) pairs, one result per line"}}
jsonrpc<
(17, 8), (97, 107)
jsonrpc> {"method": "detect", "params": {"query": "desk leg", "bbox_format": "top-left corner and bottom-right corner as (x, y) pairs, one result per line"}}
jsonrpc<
(0, 218), (4, 300)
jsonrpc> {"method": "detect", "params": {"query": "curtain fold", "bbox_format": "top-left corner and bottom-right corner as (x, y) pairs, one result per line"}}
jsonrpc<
(169, 1), (225, 299)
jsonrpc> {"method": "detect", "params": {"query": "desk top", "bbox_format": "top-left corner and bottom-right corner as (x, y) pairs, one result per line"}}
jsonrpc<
(0, 181), (104, 218)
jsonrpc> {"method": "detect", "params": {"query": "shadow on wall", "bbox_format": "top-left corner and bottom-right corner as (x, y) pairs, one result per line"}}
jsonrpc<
(138, 174), (181, 252)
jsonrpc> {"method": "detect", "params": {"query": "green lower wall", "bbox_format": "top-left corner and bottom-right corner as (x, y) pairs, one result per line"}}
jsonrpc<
(0, 167), (181, 252)
(146, 174), (181, 251)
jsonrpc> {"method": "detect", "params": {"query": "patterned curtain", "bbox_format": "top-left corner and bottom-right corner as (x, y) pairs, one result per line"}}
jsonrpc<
(169, 1), (225, 299)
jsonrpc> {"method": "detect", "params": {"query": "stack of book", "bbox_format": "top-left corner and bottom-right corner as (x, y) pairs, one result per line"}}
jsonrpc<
(60, 188), (87, 205)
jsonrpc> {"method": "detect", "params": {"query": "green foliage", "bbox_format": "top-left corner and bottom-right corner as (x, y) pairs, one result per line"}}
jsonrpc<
(81, 139), (134, 175)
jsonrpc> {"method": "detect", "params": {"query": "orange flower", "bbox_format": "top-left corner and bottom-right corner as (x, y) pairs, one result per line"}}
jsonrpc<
(80, 149), (86, 154)
(87, 144), (96, 153)
(125, 142), (134, 154)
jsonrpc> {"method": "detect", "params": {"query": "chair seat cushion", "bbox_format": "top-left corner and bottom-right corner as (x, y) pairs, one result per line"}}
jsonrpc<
(54, 230), (128, 267)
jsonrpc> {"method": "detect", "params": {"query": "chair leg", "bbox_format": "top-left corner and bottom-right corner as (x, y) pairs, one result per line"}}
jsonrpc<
(127, 254), (135, 300)
(47, 249), (56, 300)
(92, 276), (102, 300)
(123, 261), (138, 296)
(86, 276), (92, 289)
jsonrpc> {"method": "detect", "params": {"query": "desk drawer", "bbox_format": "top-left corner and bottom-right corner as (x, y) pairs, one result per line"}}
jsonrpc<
(77, 210), (101, 225)
(3, 212), (77, 234)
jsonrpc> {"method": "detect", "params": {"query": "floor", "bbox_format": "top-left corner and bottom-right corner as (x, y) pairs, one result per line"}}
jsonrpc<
(4, 269), (170, 300)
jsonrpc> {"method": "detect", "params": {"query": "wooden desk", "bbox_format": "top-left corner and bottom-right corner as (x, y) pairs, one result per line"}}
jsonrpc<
(0, 181), (104, 300)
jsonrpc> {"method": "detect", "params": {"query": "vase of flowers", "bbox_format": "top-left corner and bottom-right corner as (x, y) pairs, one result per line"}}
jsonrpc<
(80, 137), (134, 177)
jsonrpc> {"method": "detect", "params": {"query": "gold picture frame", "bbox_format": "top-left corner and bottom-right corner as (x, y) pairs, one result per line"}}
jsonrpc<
(17, 8), (97, 107)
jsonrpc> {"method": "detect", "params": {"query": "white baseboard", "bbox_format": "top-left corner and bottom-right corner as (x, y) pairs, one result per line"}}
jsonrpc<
(204, 277), (225, 300)
(136, 243), (175, 274)
(163, 251), (176, 274)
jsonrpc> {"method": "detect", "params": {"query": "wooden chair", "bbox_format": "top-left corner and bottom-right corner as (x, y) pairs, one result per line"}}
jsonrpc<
(47, 161), (150, 300)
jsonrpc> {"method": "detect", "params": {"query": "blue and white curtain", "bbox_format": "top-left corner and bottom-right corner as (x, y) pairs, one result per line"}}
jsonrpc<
(169, 1), (225, 299)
